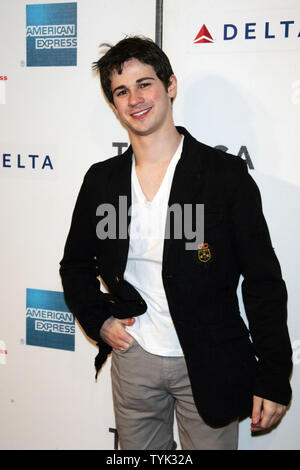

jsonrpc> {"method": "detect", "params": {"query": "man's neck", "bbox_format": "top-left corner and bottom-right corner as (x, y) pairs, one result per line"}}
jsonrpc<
(129, 126), (182, 167)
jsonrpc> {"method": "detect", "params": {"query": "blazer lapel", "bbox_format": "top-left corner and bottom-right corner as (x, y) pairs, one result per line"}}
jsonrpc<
(162, 127), (206, 267)
(107, 145), (133, 275)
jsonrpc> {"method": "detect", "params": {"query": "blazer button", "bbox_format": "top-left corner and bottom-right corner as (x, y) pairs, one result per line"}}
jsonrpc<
(114, 275), (120, 283)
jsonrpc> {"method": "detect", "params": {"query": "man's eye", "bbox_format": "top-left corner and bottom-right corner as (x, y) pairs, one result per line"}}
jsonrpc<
(117, 89), (127, 96)
(140, 83), (150, 88)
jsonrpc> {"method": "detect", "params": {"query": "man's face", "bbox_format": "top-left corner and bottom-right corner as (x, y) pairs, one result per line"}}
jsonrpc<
(110, 58), (177, 138)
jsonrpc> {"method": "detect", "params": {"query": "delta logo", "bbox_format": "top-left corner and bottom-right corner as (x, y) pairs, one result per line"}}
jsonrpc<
(194, 25), (214, 44)
(194, 20), (300, 44)
(0, 144), (57, 179)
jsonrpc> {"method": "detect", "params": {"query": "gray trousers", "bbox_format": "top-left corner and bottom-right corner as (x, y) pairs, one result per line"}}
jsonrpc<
(110, 338), (238, 450)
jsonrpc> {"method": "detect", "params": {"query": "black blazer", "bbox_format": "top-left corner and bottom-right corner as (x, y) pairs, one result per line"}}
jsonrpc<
(60, 126), (292, 426)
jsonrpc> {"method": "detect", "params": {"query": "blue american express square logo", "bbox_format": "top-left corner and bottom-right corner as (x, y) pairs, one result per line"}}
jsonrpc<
(26, 2), (77, 67)
(26, 288), (75, 351)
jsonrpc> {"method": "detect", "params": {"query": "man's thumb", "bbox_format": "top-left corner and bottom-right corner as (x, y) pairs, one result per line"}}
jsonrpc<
(120, 317), (135, 325)
(252, 395), (263, 424)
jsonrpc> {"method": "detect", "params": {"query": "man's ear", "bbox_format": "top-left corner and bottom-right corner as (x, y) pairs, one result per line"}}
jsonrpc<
(167, 75), (177, 100)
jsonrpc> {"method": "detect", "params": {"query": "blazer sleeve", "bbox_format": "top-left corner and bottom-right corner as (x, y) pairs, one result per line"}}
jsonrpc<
(59, 166), (112, 342)
(230, 160), (292, 406)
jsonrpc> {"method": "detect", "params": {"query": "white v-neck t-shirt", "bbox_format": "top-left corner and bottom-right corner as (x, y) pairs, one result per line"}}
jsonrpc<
(124, 136), (184, 356)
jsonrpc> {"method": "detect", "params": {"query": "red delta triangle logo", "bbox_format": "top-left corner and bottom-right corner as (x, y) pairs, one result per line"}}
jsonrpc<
(194, 24), (214, 44)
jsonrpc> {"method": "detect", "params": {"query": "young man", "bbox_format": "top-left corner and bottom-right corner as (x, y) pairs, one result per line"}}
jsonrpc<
(60, 36), (292, 450)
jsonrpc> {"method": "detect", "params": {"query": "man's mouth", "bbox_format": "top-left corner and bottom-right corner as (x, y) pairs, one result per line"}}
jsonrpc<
(131, 107), (152, 119)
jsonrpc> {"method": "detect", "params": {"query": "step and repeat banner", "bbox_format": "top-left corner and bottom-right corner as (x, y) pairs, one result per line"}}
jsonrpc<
(163, 0), (300, 450)
(0, 0), (299, 450)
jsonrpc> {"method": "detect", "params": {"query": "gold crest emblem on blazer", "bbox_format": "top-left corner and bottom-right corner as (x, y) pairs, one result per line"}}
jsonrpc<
(197, 243), (211, 263)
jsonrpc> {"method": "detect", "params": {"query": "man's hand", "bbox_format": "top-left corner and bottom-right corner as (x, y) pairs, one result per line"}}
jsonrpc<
(100, 316), (135, 351)
(251, 395), (287, 432)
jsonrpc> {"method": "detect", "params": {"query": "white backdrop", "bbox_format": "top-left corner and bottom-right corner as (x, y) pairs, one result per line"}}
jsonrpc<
(0, 0), (299, 450)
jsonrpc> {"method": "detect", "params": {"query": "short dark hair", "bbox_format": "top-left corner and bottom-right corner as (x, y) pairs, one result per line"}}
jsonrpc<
(92, 36), (174, 104)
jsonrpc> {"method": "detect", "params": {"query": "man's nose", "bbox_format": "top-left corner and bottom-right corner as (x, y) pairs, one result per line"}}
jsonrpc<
(128, 89), (144, 107)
